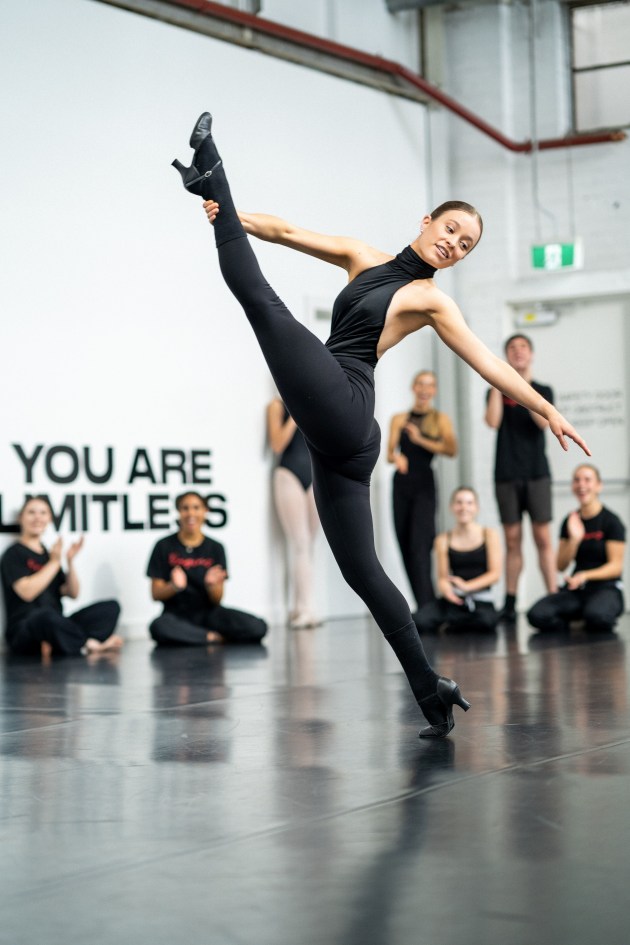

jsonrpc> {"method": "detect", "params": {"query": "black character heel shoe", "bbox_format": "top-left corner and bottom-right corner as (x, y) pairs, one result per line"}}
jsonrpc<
(418, 676), (471, 739)
(172, 112), (222, 196)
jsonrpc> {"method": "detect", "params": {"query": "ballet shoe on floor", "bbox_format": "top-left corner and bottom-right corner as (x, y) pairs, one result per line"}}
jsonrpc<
(289, 613), (322, 630)
(172, 112), (222, 196)
(418, 676), (471, 738)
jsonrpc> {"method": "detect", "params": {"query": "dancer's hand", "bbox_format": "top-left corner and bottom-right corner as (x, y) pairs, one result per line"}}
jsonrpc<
(565, 572), (587, 591)
(443, 583), (464, 605)
(170, 565), (187, 590)
(547, 408), (591, 455)
(66, 535), (84, 563)
(566, 511), (586, 543)
(49, 537), (63, 562)
(394, 454), (408, 474)
(203, 199), (220, 225)
(404, 423), (425, 446)
(204, 565), (227, 587)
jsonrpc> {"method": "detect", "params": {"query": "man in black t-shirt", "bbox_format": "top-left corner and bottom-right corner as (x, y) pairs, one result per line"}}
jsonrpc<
(485, 334), (556, 620)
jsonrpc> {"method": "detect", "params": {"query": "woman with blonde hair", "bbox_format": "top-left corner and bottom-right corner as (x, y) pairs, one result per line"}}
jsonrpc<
(527, 464), (625, 634)
(416, 486), (502, 634)
(388, 370), (457, 612)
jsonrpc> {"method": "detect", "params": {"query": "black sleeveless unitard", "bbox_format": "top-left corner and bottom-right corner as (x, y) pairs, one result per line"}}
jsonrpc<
(201, 140), (443, 707)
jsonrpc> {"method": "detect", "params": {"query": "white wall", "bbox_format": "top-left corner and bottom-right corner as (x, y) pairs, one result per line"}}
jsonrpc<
(0, 0), (433, 636)
(2, 0), (628, 637)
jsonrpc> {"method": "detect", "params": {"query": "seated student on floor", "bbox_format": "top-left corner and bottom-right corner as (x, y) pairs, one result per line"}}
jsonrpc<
(146, 491), (267, 645)
(527, 464), (625, 634)
(1, 495), (122, 657)
(415, 486), (502, 634)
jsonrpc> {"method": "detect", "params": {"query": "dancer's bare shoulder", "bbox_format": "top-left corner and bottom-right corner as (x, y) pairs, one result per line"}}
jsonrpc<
(378, 281), (461, 357)
(387, 278), (449, 324)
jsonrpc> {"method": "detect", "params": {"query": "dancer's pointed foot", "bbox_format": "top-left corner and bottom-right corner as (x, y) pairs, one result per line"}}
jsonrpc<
(418, 676), (471, 738)
(172, 112), (222, 197)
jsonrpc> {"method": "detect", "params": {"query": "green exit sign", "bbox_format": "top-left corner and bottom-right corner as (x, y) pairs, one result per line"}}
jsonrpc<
(531, 240), (583, 271)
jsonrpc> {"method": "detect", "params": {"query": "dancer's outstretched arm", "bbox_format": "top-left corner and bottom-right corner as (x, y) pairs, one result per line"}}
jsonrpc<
(204, 201), (386, 279)
(430, 296), (591, 456)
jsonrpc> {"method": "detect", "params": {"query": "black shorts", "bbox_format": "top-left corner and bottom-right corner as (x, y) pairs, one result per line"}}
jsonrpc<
(495, 478), (552, 525)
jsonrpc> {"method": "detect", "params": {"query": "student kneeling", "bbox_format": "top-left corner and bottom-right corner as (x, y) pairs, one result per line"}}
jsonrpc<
(147, 492), (267, 645)
(415, 486), (502, 634)
(527, 464), (625, 634)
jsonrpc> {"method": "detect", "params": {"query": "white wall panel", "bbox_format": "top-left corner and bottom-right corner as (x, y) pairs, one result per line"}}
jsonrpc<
(0, 0), (432, 635)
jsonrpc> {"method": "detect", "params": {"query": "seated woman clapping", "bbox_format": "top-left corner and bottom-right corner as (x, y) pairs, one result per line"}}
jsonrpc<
(527, 464), (625, 634)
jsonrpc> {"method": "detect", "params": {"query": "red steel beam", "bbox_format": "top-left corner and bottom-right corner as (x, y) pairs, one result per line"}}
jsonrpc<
(158, 0), (625, 152)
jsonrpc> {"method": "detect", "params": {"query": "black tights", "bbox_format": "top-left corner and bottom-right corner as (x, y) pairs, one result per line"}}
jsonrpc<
(197, 133), (437, 703)
(392, 478), (437, 609)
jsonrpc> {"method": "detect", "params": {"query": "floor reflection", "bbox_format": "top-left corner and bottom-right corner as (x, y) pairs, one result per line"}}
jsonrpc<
(1, 613), (629, 945)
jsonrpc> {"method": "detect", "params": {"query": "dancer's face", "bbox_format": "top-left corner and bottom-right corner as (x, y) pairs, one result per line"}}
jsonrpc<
(19, 499), (52, 538)
(450, 489), (478, 524)
(418, 210), (481, 269)
(571, 466), (602, 507)
(177, 494), (208, 535)
(505, 337), (533, 373)
(412, 372), (436, 407)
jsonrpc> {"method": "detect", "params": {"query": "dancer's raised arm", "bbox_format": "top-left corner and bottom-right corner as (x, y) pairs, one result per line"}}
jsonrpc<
(430, 296), (590, 456)
(203, 200), (386, 277)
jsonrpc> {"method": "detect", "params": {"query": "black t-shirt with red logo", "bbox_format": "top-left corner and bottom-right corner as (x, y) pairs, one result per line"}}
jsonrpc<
(489, 381), (553, 482)
(0, 543), (65, 629)
(560, 506), (626, 589)
(146, 533), (228, 619)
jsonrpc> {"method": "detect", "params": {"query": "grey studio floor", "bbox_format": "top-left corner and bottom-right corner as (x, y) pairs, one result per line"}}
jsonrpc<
(1, 613), (630, 945)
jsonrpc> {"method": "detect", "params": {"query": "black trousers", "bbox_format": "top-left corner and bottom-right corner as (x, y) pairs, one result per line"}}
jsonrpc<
(149, 607), (267, 646)
(6, 600), (121, 656)
(527, 586), (624, 633)
(416, 598), (500, 634)
(201, 141), (437, 704)
(392, 475), (436, 609)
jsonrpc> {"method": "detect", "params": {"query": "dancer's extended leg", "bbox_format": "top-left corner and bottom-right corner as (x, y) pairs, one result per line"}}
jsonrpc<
(310, 449), (439, 704)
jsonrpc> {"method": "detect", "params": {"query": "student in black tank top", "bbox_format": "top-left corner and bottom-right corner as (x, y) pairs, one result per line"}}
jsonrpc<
(528, 464), (625, 634)
(415, 487), (502, 634)
(388, 370), (457, 612)
(172, 111), (588, 738)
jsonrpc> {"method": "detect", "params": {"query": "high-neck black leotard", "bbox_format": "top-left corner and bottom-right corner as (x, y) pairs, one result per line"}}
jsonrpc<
(326, 245), (436, 367)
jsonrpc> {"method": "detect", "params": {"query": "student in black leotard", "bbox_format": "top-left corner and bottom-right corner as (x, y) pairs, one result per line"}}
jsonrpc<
(267, 398), (320, 629)
(416, 486), (502, 634)
(172, 112), (589, 738)
(388, 370), (457, 612)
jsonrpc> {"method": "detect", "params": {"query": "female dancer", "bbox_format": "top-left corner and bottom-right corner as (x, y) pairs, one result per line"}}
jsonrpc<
(0, 496), (122, 657)
(172, 112), (589, 737)
(415, 486), (502, 634)
(267, 398), (321, 629)
(388, 370), (457, 612)
(147, 491), (267, 645)
(527, 464), (625, 633)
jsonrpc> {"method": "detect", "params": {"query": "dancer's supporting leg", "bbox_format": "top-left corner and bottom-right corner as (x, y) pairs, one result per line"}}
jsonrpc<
(173, 116), (470, 733)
